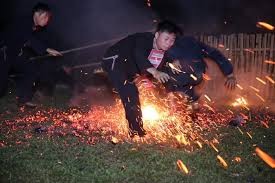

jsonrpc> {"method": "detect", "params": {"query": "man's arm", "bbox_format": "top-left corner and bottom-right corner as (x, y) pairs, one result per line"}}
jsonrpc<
(198, 40), (236, 89)
(198, 40), (233, 76)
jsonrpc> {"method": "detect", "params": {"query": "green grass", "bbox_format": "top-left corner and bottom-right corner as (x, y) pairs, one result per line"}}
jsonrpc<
(0, 89), (275, 183)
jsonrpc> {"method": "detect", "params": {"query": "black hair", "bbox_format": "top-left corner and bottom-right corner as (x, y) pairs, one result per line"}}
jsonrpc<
(156, 20), (182, 35)
(32, 2), (51, 15)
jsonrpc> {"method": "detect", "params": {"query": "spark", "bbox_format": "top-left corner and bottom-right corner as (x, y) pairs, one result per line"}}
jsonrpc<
(260, 121), (269, 128)
(237, 127), (244, 135)
(249, 86), (260, 93)
(264, 60), (275, 65)
(190, 74), (197, 81)
(210, 142), (219, 153)
(257, 22), (274, 31)
(204, 94), (212, 102)
(217, 155), (228, 168)
(255, 147), (275, 168)
(196, 141), (203, 148)
(265, 76), (275, 84)
(177, 160), (189, 174)
(256, 77), (266, 85)
(236, 84), (244, 90)
(244, 48), (254, 54)
(168, 63), (182, 73)
(255, 93), (265, 102)
(246, 132), (253, 139)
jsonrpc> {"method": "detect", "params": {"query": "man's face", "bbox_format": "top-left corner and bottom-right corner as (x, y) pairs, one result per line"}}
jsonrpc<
(33, 11), (51, 27)
(155, 31), (176, 51)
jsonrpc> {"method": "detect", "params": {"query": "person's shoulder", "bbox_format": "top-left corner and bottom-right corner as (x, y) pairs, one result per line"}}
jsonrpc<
(177, 36), (198, 44)
(129, 32), (154, 40)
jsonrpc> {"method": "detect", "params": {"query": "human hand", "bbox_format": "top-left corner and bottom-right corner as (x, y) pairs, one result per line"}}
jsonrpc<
(46, 48), (63, 56)
(224, 73), (237, 90)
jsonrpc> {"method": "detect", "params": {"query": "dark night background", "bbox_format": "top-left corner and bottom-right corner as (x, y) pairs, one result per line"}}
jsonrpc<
(1, 0), (274, 65)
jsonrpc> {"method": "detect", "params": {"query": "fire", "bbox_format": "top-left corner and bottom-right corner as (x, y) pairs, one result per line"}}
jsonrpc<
(255, 147), (275, 168)
(232, 97), (248, 107)
(142, 105), (160, 121)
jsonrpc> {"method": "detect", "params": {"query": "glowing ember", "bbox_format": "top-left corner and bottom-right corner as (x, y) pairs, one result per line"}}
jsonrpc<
(257, 22), (274, 31)
(237, 127), (244, 135)
(255, 147), (275, 168)
(234, 157), (242, 163)
(177, 160), (189, 174)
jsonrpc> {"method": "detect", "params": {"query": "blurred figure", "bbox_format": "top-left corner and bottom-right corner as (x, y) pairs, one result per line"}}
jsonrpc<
(166, 36), (237, 109)
(0, 2), (62, 107)
(102, 20), (181, 137)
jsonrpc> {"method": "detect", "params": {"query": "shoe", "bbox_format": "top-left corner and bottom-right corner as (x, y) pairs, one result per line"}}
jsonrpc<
(129, 128), (147, 138)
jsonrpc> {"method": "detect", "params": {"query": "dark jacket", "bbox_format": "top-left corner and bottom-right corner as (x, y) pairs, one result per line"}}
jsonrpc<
(167, 36), (233, 76)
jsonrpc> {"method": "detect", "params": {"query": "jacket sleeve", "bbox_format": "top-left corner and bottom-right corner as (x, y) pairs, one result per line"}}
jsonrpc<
(198, 40), (233, 76)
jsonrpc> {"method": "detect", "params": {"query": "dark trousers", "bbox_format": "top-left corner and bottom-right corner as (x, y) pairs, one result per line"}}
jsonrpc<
(162, 65), (204, 102)
(102, 54), (143, 132)
(0, 53), (38, 103)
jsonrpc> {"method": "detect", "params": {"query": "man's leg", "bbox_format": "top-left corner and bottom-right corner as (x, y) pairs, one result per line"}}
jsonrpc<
(0, 61), (9, 97)
(15, 60), (38, 106)
(102, 56), (146, 137)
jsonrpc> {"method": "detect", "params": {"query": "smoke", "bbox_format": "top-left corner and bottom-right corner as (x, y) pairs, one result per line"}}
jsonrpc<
(201, 59), (275, 112)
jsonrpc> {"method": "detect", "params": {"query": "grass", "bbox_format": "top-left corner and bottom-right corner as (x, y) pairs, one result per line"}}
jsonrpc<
(0, 88), (275, 183)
